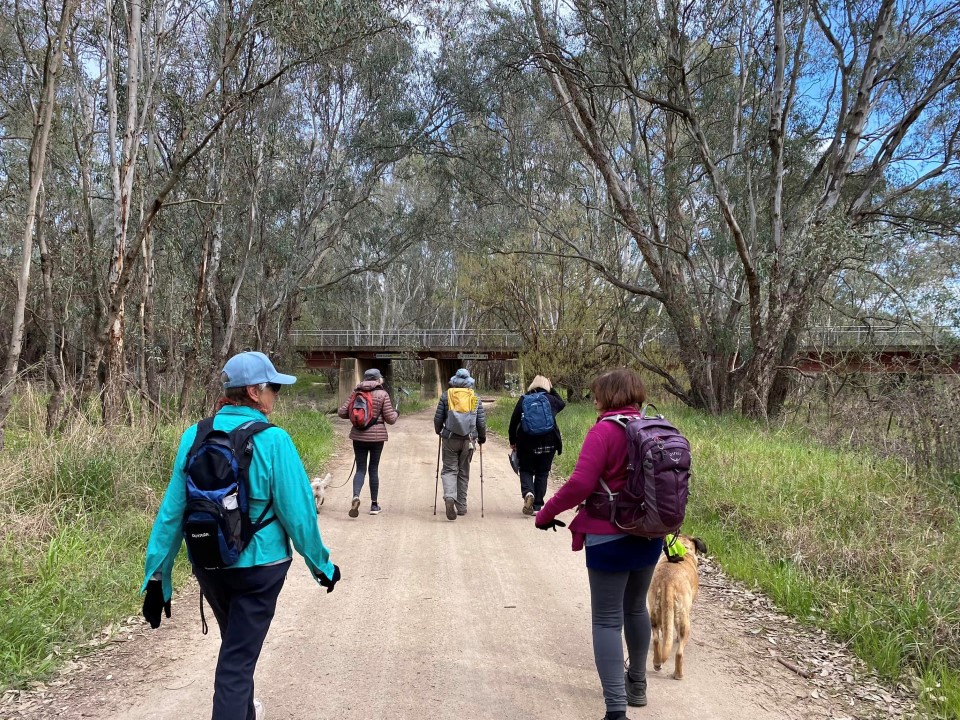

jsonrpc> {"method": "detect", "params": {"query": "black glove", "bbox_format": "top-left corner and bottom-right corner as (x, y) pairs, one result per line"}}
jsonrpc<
(142, 579), (171, 629)
(317, 565), (341, 593)
(477, 436), (486, 445)
(535, 518), (567, 532)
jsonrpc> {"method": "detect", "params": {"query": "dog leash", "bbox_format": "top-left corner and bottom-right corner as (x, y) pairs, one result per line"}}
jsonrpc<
(326, 458), (356, 490)
(664, 531), (686, 562)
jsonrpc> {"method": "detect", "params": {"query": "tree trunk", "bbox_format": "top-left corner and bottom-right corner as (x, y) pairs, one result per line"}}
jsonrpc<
(101, 0), (142, 425)
(38, 215), (67, 434)
(0, 0), (75, 449)
(180, 212), (213, 414)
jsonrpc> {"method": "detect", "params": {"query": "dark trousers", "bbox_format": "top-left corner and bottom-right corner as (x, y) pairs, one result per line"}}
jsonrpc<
(587, 565), (656, 713)
(193, 560), (291, 720)
(352, 440), (384, 501)
(519, 450), (554, 510)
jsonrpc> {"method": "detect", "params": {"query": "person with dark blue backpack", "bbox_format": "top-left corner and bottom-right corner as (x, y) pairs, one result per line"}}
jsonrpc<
(508, 375), (565, 516)
(140, 351), (340, 720)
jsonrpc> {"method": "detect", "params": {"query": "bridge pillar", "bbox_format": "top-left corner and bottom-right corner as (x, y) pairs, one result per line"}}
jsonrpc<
(438, 359), (461, 387)
(420, 358), (443, 400)
(504, 358), (523, 394)
(338, 358), (361, 407)
(341, 358), (396, 406)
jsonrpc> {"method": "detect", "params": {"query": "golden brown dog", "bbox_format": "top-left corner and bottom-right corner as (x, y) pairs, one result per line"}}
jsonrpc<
(648, 535), (707, 680)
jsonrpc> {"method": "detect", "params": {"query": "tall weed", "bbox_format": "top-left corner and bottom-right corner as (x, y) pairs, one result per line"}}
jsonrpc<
(0, 389), (334, 690)
(486, 396), (960, 718)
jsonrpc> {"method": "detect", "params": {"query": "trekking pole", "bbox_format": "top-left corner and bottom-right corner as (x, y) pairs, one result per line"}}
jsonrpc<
(433, 436), (441, 515)
(479, 442), (484, 518)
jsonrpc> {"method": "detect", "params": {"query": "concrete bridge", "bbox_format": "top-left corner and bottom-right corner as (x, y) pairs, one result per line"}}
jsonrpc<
(293, 324), (958, 405)
(795, 325), (959, 374)
(292, 329), (523, 405)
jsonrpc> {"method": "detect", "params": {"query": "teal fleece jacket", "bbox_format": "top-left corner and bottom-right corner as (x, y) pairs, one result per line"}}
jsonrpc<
(140, 405), (335, 601)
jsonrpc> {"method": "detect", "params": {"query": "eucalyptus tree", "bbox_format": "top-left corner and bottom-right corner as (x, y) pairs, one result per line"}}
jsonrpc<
(419, 9), (661, 396)
(1, 0), (431, 429)
(461, 0), (960, 417)
(0, 0), (75, 447)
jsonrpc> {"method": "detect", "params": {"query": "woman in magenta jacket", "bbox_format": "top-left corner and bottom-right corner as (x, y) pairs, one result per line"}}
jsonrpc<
(534, 368), (662, 720)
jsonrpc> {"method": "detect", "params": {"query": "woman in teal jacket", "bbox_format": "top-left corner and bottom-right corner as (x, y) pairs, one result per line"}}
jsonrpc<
(141, 351), (340, 720)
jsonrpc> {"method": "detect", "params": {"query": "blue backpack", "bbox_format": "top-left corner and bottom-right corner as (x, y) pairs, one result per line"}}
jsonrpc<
(182, 418), (275, 569)
(521, 392), (555, 435)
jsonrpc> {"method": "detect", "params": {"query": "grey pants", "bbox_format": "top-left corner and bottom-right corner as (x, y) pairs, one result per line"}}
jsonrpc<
(587, 565), (656, 713)
(440, 435), (473, 510)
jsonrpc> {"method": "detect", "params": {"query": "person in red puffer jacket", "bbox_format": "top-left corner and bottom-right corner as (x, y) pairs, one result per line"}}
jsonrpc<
(337, 368), (398, 517)
(534, 368), (663, 720)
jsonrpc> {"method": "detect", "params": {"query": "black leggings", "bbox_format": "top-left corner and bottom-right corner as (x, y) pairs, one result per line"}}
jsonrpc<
(352, 440), (384, 501)
(587, 564), (656, 713)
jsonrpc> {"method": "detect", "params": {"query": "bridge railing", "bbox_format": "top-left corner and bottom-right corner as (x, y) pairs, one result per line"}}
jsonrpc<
(292, 325), (957, 352)
(292, 329), (523, 349)
(799, 325), (958, 348)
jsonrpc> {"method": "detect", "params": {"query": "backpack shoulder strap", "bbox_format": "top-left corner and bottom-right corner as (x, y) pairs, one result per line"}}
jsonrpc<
(185, 417), (217, 468)
(228, 421), (274, 464)
(228, 421), (276, 537)
(601, 414), (632, 429)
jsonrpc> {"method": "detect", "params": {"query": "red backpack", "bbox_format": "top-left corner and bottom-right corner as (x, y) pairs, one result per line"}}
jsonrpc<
(348, 390), (377, 429)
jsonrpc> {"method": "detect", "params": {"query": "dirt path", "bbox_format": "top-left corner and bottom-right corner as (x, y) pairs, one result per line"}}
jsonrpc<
(1, 405), (912, 720)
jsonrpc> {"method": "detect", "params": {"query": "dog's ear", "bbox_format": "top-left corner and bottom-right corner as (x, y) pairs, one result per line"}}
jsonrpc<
(693, 537), (708, 555)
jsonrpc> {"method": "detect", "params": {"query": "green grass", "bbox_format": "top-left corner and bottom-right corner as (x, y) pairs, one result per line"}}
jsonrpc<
(0, 391), (335, 691)
(486, 396), (960, 718)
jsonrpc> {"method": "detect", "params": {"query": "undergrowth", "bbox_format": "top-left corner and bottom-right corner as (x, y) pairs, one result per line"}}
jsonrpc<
(486, 395), (960, 719)
(0, 387), (334, 690)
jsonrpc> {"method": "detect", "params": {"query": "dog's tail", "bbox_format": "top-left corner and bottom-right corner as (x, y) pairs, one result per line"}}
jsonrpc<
(661, 585), (677, 661)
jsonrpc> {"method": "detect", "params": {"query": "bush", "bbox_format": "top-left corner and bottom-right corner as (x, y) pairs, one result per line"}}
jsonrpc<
(0, 391), (335, 690)
(485, 396), (960, 718)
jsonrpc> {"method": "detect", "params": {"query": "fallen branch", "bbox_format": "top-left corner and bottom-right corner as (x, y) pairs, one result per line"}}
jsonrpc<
(776, 656), (813, 678)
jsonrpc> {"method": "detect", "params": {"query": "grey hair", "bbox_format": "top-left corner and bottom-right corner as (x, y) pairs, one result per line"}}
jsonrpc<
(223, 383), (268, 405)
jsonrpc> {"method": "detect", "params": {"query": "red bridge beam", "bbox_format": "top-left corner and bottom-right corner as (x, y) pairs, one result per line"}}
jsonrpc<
(795, 348), (960, 374)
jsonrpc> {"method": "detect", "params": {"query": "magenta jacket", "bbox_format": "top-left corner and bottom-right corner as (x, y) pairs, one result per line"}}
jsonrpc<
(534, 406), (642, 551)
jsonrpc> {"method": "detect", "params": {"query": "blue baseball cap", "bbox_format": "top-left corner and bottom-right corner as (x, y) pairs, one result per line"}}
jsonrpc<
(221, 351), (297, 388)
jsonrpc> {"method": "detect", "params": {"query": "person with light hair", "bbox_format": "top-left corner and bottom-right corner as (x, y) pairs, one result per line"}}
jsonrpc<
(508, 374), (565, 515)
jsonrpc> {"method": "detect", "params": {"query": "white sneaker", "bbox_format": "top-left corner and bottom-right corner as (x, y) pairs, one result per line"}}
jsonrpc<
(254, 698), (264, 719)
(348, 496), (360, 518)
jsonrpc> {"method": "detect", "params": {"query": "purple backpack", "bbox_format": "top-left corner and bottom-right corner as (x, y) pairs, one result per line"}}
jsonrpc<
(587, 405), (691, 537)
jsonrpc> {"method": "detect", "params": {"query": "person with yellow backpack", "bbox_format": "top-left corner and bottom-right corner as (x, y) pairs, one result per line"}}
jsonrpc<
(433, 368), (487, 520)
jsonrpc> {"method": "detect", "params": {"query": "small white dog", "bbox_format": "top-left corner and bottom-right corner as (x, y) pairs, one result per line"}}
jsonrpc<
(310, 473), (332, 512)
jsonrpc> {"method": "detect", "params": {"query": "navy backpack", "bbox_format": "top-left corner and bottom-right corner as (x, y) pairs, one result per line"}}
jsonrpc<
(182, 418), (275, 569)
(520, 392), (555, 436)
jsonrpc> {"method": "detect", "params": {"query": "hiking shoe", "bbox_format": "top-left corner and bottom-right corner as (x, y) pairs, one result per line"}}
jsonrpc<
(457, 508), (467, 516)
(254, 697), (264, 719)
(625, 671), (647, 707)
(522, 492), (535, 515)
(349, 496), (360, 518)
(444, 497), (457, 521)
(369, 502), (382, 515)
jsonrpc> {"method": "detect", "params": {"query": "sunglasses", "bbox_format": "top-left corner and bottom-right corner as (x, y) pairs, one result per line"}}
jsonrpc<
(266, 382), (282, 394)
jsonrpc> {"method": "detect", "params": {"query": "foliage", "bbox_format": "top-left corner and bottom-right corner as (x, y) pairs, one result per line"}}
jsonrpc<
(0, 390), (335, 690)
(435, 0), (960, 419)
(486, 397), (960, 717)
